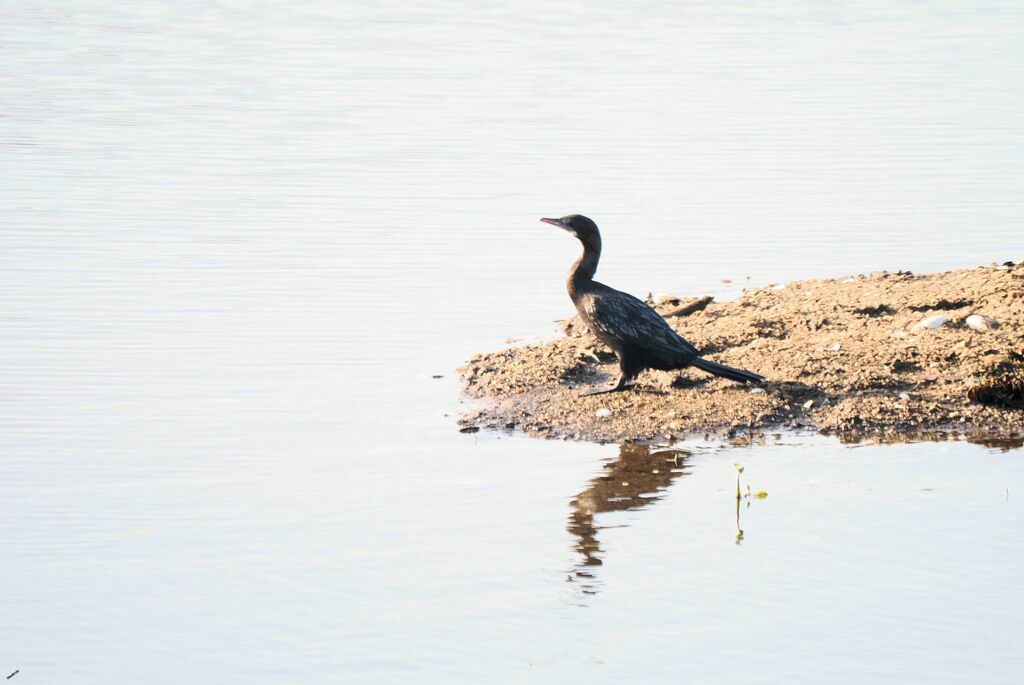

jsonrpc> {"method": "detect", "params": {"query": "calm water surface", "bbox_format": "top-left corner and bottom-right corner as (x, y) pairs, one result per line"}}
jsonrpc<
(3, 1), (1024, 682)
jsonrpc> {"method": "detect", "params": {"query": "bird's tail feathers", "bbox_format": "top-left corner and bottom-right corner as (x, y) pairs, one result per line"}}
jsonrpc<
(691, 357), (764, 384)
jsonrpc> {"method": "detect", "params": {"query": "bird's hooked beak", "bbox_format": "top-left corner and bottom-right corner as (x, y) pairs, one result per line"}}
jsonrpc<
(540, 217), (575, 235)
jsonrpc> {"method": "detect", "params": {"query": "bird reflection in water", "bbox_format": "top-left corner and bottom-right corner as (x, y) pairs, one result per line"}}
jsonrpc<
(567, 443), (691, 595)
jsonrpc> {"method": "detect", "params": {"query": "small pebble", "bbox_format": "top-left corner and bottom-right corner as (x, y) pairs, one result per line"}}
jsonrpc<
(772, 283), (786, 290)
(830, 342), (841, 352)
(965, 314), (999, 331)
(898, 392), (910, 400)
(749, 387), (766, 394)
(914, 314), (948, 330)
(595, 408), (612, 418)
(802, 400), (814, 410)
(651, 292), (678, 305)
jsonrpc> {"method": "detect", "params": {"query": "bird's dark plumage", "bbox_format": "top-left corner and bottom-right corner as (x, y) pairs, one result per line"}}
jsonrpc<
(541, 214), (764, 395)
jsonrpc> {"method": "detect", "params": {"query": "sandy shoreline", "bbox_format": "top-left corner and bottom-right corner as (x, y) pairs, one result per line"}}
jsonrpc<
(459, 261), (1024, 443)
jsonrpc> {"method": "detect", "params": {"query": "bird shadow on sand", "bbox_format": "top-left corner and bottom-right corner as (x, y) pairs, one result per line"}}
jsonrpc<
(669, 374), (711, 390)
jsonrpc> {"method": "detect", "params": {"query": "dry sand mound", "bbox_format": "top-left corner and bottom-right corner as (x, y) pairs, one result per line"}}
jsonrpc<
(459, 262), (1024, 443)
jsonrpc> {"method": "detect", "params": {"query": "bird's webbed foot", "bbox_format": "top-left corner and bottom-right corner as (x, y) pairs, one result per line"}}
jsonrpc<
(580, 375), (630, 397)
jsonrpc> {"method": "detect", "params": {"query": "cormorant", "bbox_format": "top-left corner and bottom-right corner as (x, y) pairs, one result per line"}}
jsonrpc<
(541, 214), (764, 396)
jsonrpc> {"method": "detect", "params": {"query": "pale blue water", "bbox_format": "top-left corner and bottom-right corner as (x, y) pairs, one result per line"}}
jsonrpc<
(2, 1), (1023, 683)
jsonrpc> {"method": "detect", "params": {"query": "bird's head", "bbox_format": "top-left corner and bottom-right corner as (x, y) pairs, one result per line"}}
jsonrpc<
(540, 214), (600, 245)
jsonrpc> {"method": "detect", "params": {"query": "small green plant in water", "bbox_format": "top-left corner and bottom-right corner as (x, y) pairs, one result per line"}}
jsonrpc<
(733, 463), (768, 544)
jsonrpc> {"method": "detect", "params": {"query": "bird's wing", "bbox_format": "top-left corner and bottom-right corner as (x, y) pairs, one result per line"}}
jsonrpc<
(584, 287), (699, 357)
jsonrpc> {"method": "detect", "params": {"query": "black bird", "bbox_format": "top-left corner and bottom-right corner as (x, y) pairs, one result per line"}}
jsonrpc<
(541, 214), (764, 396)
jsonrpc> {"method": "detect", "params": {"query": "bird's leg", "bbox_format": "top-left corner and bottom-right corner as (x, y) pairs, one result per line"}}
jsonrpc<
(581, 373), (629, 397)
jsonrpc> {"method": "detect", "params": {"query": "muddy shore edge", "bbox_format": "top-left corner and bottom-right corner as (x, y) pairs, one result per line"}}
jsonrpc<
(458, 262), (1024, 444)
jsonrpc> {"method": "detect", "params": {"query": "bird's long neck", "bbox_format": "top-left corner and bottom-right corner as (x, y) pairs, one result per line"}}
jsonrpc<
(567, 233), (601, 298)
